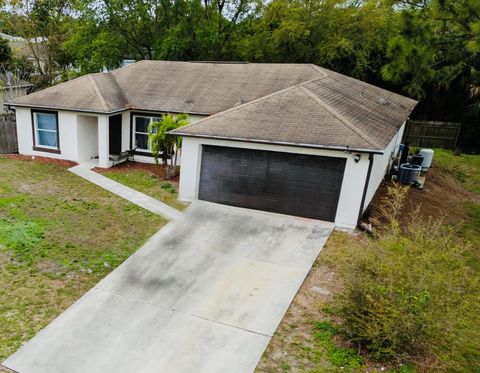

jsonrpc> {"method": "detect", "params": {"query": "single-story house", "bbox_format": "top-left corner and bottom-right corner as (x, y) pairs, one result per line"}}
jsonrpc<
(6, 61), (417, 229)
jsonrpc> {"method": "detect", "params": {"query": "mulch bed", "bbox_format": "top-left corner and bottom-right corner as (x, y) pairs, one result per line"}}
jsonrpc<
(2, 154), (77, 168)
(93, 161), (180, 182)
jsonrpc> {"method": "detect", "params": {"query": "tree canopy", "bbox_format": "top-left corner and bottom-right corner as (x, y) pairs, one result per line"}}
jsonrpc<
(1, 0), (479, 147)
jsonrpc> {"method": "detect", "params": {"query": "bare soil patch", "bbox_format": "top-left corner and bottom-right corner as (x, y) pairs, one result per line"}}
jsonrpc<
(372, 164), (477, 226)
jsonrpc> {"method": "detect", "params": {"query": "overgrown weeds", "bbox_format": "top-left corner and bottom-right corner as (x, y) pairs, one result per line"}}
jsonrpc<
(324, 184), (480, 371)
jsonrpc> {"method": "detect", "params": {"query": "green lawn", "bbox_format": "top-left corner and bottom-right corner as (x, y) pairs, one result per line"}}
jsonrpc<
(0, 156), (166, 360)
(434, 149), (480, 193)
(101, 169), (189, 211)
(434, 149), (480, 270)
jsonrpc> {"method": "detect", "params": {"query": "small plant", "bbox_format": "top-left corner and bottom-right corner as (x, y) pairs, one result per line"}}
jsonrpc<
(148, 113), (189, 179)
(372, 183), (409, 236)
(160, 182), (177, 194)
(160, 182), (172, 190)
(312, 321), (363, 370)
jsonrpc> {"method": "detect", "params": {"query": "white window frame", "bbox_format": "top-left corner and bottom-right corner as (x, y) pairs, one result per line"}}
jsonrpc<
(132, 114), (161, 152)
(33, 111), (59, 150)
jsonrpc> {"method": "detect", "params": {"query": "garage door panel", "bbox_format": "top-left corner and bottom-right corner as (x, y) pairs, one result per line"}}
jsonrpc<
(199, 146), (346, 222)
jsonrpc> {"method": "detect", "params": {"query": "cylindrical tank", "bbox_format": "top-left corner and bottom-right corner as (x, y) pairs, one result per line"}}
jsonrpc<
(398, 164), (422, 184)
(419, 149), (434, 171)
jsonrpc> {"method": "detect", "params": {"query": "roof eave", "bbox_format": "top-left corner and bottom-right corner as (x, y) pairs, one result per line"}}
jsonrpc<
(169, 132), (384, 155)
(128, 107), (209, 116)
(5, 102), (210, 116)
(4, 102), (121, 115)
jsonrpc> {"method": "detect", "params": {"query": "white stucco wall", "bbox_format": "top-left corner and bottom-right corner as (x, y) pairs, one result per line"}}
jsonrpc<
(178, 137), (371, 229)
(121, 111), (130, 152)
(15, 108), (206, 165)
(77, 115), (98, 162)
(16, 107), (79, 161)
(363, 124), (405, 211)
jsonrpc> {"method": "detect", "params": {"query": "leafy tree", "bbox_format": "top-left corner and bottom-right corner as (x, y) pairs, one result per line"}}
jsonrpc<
(75, 0), (259, 63)
(61, 18), (127, 74)
(148, 113), (189, 178)
(239, 0), (394, 80)
(0, 37), (12, 65)
(0, 37), (33, 76)
(3, 0), (76, 85)
(382, 0), (480, 124)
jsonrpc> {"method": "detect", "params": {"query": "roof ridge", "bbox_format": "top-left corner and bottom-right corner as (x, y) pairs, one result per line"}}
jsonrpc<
(88, 75), (109, 112)
(103, 72), (129, 108)
(309, 64), (328, 78)
(299, 86), (382, 149)
(170, 76), (327, 134)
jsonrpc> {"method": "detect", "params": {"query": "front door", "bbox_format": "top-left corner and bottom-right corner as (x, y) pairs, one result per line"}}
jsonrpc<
(109, 114), (122, 155)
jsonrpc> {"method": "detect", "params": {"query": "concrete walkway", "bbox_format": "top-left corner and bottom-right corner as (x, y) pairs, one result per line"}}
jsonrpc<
(3, 201), (333, 373)
(69, 164), (183, 221)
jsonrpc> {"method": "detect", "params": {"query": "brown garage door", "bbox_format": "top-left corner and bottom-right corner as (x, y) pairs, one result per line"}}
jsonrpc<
(198, 145), (346, 221)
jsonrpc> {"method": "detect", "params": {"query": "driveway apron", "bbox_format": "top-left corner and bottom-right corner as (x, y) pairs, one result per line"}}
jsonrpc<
(3, 201), (333, 373)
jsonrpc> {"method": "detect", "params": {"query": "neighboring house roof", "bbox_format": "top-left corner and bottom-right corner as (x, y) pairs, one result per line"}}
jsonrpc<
(0, 32), (25, 42)
(7, 61), (324, 114)
(0, 75), (33, 90)
(171, 69), (417, 152)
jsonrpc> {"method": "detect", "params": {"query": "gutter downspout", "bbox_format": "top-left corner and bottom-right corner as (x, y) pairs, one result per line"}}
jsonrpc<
(357, 153), (374, 226)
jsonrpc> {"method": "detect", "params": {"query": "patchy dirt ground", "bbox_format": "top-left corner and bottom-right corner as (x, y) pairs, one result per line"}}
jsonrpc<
(372, 164), (479, 227)
(255, 259), (340, 372)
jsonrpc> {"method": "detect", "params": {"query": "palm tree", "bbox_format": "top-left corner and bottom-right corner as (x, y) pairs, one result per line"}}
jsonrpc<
(148, 113), (189, 179)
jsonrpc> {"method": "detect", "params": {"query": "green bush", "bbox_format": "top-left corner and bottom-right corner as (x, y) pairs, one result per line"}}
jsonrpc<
(328, 185), (479, 369)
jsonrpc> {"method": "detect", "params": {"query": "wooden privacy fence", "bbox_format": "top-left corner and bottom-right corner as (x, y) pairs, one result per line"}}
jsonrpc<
(404, 120), (461, 150)
(0, 115), (18, 153)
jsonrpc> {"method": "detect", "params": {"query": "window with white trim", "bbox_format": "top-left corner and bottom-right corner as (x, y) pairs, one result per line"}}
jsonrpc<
(133, 115), (161, 151)
(33, 112), (58, 149)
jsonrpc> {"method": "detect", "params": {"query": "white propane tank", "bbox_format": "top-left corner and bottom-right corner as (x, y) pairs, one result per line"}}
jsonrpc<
(419, 149), (434, 171)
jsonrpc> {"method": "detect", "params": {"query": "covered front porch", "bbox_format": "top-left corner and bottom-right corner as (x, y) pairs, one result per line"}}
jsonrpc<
(76, 112), (134, 168)
(77, 111), (162, 168)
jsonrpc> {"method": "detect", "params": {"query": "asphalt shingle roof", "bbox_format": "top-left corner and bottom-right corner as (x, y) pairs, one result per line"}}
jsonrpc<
(7, 61), (324, 114)
(7, 60), (417, 152)
(171, 70), (417, 152)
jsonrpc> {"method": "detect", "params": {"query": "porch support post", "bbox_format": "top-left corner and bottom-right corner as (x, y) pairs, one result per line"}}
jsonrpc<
(98, 115), (110, 168)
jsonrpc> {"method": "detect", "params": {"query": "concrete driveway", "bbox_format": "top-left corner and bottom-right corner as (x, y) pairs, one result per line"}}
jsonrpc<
(3, 201), (333, 373)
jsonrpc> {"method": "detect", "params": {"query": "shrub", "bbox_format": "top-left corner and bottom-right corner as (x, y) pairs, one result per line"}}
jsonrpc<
(328, 185), (479, 369)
